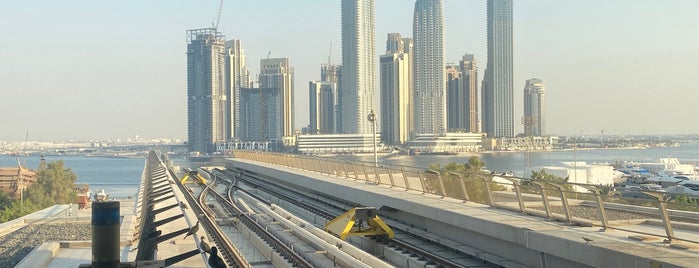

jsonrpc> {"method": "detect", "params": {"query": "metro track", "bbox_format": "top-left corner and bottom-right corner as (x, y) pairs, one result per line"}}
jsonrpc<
(193, 170), (314, 268)
(170, 168), (250, 268)
(214, 167), (502, 268)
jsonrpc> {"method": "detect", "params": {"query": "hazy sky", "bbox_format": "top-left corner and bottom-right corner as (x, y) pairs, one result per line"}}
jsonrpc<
(1, 0), (698, 141)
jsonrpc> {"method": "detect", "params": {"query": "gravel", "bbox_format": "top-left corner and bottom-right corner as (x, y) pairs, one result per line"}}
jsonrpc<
(532, 205), (659, 223)
(0, 222), (91, 268)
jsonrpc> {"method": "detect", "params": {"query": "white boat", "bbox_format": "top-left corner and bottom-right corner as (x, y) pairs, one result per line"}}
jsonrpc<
(666, 181), (699, 197)
(638, 158), (696, 179)
(95, 189), (108, 201)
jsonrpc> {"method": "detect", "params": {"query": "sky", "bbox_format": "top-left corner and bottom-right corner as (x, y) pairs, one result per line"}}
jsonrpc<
(1, 0), (698, 141)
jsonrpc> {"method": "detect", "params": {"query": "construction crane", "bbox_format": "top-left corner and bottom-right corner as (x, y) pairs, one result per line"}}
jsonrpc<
(214, 0), (224, 32)
(327, 42), (332, 66)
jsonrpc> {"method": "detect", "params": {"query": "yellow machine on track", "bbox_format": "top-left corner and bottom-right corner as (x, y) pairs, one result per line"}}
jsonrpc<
(324, 207), (394, 240)
(180, 168), (208, 184)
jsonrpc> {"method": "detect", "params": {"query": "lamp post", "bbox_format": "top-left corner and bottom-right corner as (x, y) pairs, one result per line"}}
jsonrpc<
(367, 110), (378, 167)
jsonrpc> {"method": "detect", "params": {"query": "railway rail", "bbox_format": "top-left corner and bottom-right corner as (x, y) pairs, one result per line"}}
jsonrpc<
(214, 168), (502, 268)
(171, 168), (250, 268)
(197, 169), (315, 268)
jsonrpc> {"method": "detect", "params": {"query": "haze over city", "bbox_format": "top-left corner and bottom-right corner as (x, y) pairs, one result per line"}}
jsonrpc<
(1, 0), (698, 141)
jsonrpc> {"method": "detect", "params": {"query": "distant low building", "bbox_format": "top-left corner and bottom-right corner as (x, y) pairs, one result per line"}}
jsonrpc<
(0, 167), (37, 199)
(407, 132), (483, 153)
(638, 158), (696, 177)
(525, 162), (617, 192)
(483, 136), (558, 151)
(297, 134), (380, 154)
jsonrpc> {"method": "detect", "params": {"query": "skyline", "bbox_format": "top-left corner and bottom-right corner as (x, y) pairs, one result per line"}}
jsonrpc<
(1, 0), (698, 141)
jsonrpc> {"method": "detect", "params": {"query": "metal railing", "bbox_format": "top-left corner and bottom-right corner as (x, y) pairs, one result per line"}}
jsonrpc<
(233, 151), (699, 244)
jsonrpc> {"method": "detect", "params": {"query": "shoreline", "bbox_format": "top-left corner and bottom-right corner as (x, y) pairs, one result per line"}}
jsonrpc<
(306, 145), (659, 158)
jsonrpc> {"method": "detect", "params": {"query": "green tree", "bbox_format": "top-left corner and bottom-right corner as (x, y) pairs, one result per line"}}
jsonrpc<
(423, 156), (505, 203)
(668, 194), (699, 212)
(524, 169), (574, 196)
(463, 156), (485, 172)
(0, 199), (42, 222)
(0, 191), (13, 210)
(26, 160), (78, 205)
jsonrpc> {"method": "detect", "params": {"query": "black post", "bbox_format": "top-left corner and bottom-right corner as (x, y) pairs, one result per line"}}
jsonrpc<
(92, 201), (121, 268)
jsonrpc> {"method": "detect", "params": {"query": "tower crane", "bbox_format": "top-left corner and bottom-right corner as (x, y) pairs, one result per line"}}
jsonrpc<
(214, 0), (224, 32)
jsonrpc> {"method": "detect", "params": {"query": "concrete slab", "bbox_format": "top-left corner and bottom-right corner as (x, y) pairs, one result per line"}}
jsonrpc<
(46, 243), (91, 268)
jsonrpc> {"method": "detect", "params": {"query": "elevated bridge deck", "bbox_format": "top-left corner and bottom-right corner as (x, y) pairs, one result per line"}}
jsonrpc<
(228, 156), (699, 268)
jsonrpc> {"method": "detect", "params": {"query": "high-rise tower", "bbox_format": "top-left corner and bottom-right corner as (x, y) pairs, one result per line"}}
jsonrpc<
(321, 64), (342, 132)
(413, 0), (446, 136)
(341, 0), (375, 134)
(321, 64), (342, 84)
(483, 0), (514, 137)
(187, 28), (226, 154)
(402, 38), (415, 139)
(446, 64), (463, 131)
(380, 33), (411, 145)
(523, 78), (545, 136)
(224, 39), (249, 141)
(459, 54), (479, 132)
(309, 81), (338, 134)
(259, 58), (294, 145)
(386, 33), (404, 54)
(446, 54), (479, 133)
(238, 86), (279, 142)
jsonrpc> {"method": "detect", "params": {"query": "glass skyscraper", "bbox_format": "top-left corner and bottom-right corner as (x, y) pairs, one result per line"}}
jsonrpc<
(259, 58), (294, 146)
(483, 0), (514, 137)
(341, 0), (375, 134)
(446, 54), (479, 133)
(380, 33), (411, 145)
(413, 0), (446, 136)
(309, 81), (337, 134)
(524, 78), (545, 136)
(224, 39), (249, 141)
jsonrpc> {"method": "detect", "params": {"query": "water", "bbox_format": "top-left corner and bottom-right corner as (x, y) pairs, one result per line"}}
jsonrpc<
(1, 143), (695, 198)
(335, 143), (699, 177)
(0, 155), (145, 199)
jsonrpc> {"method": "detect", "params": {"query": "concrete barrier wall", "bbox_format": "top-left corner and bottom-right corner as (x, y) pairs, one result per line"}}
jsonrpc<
(14, 242), (60, 268)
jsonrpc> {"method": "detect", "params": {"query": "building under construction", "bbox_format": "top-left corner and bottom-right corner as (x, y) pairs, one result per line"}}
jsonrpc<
(187, 28), (227, 154)
(0, 167), (37, 199)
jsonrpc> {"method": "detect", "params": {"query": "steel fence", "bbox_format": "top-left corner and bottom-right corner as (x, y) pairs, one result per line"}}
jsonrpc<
(233, 151), (699, 244)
